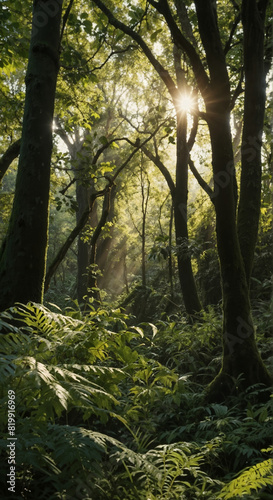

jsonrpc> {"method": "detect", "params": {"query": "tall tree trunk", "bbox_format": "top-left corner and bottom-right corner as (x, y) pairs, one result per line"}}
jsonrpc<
(237, 0), (268, 285)
(86, 187), (113, 305)
(173, 44), (201, 314)
(168, 202), (174, 299)
(140, 165), (150, 288)
(174, 111), (202, 315)
(96, 184), (116, 289)
(0, 0), (63, 311)
(206, 110), (271, 399)
(76, 180), (98, 304)
(193, 0), (271, 398)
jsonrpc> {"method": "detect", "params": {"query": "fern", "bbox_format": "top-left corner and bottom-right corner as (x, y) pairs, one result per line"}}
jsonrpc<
(217, 458), (273, 499)
(115, 440), (221, 499)
(0, 302), (271, 499)
(1, 418), (128, 499)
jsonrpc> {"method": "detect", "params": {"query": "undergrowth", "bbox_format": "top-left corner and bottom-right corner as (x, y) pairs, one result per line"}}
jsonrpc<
(0, 302), (272, 499)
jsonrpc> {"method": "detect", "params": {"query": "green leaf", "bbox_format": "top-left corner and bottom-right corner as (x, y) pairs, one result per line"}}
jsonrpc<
(151, 29), (163, 42)
(99, 135), (108, 145)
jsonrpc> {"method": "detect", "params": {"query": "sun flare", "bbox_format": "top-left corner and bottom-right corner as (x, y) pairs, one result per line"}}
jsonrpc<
(179, 93), (195, 113)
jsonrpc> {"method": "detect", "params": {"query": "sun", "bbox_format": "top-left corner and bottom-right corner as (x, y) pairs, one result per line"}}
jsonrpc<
(178, 93), (195, 114)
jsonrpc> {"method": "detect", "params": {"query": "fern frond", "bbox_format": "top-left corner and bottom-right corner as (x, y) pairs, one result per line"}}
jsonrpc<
(217, 458), (273, 499)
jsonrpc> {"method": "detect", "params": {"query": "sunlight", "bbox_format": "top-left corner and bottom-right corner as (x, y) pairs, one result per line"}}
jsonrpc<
(178, 93), (195, 114)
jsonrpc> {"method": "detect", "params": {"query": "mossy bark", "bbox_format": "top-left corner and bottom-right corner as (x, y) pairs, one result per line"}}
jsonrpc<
(0, 0), (63, 311)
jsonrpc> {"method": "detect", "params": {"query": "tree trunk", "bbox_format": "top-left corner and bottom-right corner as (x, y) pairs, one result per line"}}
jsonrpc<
(174, 111), (202, 315)
(193, 0), (271, 398)
(76, 180), (98, 304)
(86, 187), (113, 306)
(96, 184), (117, 289)
(44, 189), (105, 292)
(140, 166), (150, 288)
(173, 45), (201, 315)
(0, 0), (63, 311)
(168, 202), (174, 299)
(206, 111), (271, 400)
(237, 0), (268, 285)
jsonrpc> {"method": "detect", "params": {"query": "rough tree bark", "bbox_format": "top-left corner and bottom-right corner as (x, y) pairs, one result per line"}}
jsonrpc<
(0, 0), (63, 311)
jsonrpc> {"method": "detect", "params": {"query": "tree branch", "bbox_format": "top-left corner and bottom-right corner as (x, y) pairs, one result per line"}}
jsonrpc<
(193, 0), (230, 104)
(174, 0), (198, 48)
(224, 12), (241, 55)
(0, 139), (21, 182)
(187, 114), (198, 153)
(149, 0), (210, 97)
(141, 144), (176, 198)
(44, 188), (107, 291)
(60, 0), (75, 42)
(91, 0), (177, 100)
(188, 156), (214, 202)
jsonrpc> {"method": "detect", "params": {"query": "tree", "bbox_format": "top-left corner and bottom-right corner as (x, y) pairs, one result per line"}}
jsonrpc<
(90, 0), (272, 397)
(91, 0), (202, 315)
(192, 0), (271, 398)
(0, 0), (64, 311)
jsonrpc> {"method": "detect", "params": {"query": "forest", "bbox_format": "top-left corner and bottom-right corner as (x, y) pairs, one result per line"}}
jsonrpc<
(0, 0), (272, 498)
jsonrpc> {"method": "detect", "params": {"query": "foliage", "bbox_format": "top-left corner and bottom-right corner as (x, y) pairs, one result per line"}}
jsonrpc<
(0, 303), (272, 499)
(216, 456), (273, 499)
